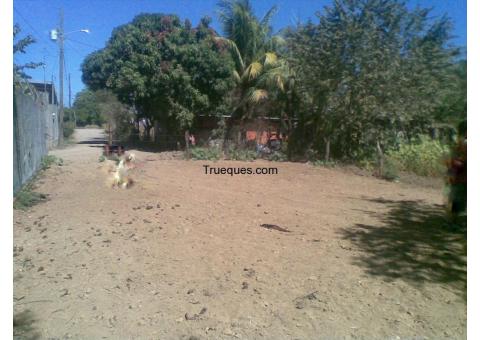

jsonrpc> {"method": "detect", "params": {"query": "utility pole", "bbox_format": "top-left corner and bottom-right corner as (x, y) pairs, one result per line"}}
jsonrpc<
(50, 12), (89, 138)
(58, 8), (65, 144)
(68, 73), (71, 108)
(42, 53), (46, 93)
(51, 75), (54, 105)
(68, 73), (74, 126)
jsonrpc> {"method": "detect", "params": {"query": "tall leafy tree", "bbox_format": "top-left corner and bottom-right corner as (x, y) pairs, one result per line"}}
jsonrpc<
(287, 0), (459, 167)
(70, 89), (106, 127)
(82, 14), (235, 139)
(433, 59), (466, 136)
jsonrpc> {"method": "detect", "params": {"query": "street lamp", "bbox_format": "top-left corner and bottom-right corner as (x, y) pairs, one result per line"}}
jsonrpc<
(65, 29), (90, 35)
(50, 28), (89, 41)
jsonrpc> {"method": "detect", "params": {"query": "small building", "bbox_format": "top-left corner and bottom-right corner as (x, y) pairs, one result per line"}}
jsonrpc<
(195, 114), (292, 145)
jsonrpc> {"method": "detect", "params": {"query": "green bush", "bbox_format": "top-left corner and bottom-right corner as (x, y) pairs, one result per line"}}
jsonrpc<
(41, 155), (63, 170)
(268, 151), (288, 162)
(190, 147), (222, 161)
(312, 159), (337, 167)
(63, 122), (75, 139)
(382, 157), (400, 181)
(14, 187), (47, 210)
(227, 147), (257, 161)
(386, 135), (449, 177)
(358, 158), (376, 172)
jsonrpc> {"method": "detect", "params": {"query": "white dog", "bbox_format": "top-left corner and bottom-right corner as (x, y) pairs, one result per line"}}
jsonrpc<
(111, 153), (136, 189)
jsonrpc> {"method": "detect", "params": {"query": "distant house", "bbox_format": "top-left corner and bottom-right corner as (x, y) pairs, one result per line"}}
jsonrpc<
(195, 114), (293, 145)
(29, 81), (59, 149)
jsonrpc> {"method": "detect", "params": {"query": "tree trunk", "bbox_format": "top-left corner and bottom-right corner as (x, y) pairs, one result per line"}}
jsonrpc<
(237, 119), (247, 147)
(376, 139), (384, 177)
(144, 119), (153, 141)
(223, 115), (236, 152)
(107, 121), (113, 145)
(324, 137), (330, 162)
(154, 120), (160, 143)
(185, 130), (190, 159)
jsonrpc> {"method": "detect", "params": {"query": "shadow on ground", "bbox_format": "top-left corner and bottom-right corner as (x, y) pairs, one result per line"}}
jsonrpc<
(77, 137), (183, 153)
(340, 198), (466, 294)
(14, 310), (40, 340)
(123, 140), (182, 153)
(76, 137), (107, 145)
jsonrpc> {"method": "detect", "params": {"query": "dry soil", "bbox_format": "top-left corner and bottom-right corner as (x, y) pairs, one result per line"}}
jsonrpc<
(13, 129), (466, 340)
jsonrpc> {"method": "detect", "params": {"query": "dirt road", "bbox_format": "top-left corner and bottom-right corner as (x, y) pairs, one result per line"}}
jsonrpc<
(14, 128), (466, 339)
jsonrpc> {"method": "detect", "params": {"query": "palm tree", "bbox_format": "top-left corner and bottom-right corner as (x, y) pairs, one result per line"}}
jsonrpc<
(217, 0), (277, 65)
(216, 0), (289, 145)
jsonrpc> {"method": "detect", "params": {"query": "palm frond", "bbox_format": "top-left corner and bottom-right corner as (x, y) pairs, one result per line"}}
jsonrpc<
(271, 35), (286, 48)
(245, 62), (263, 81)
(233, 70), (241, 82)
(248, 89), (268, 103)
(275, 74), (285, 92)
(264, 52), (278, 66)
(260, 5), (277, 30)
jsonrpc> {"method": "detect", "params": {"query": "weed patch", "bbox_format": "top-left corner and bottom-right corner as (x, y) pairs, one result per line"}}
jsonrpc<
(14, 185), (47, 210)
(190, 147), (222, 161)
(41, 155), (63, 170)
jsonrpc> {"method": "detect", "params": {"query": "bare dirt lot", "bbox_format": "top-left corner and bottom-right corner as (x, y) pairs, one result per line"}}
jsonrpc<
(14, 129), (466, 340)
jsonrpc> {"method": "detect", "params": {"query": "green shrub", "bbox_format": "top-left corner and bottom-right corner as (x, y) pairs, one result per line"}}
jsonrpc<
(14, 187), (47, 210)
(386, 135), (449, 177)
(98, 155), (106, 162)
(268, 151), (288, 162)
(41, 155), (63, 170)
(312, 159), (337, 167)
(190, 147), (222, 161)
(305, 148), (319, 161)
(358, 158), (376, 172)
(63, 122), (75, 139)
(227, 147), (257, 161)
(382, 157), (400, 181)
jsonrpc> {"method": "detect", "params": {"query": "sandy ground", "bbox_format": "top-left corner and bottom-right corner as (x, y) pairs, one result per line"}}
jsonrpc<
(13, 128), (466, 340)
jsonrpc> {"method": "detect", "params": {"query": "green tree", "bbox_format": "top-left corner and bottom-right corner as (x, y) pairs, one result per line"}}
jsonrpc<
(13, 24), (44, 79)
(287, 0), (459, 168)
(82, 14), (235, 141)
(433, 59), (466, 139)
(217, 0), (278, 66)
(95, 90), (133, 143)
(216, 0), (292, 145)
(71, 89), (106, 127)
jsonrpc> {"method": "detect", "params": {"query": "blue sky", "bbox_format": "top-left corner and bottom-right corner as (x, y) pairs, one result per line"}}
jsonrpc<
(13, 0), (467, 105)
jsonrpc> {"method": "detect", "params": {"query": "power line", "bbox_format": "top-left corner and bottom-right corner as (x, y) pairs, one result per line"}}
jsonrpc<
(65, 40), (85, 58)
(13, 6), (55, 57)
(67, 38), (102, 50)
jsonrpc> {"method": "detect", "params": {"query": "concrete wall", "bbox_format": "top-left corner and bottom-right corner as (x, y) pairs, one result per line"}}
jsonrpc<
(41, 92), (59, 150)
(13, 86), (56, 194)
